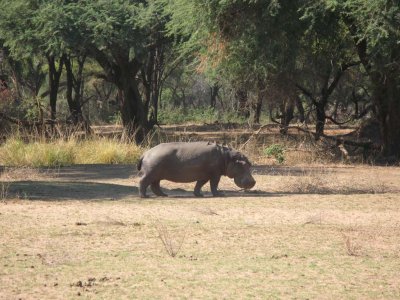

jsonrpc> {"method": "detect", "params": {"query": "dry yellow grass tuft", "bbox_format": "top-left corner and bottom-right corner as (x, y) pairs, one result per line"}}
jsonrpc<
(74, 138), (142, 164)
(0, 137), (144, 167)
(0, 138), (75, 167)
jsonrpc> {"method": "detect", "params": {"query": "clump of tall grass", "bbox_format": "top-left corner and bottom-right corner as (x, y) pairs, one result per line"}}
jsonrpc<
(0, 138), (75, 167)
(74, 138), (141, 164)
(0, 137), (143, 167)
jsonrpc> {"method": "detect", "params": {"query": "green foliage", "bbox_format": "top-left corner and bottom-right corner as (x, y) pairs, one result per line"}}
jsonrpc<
(164, 0), (304, 85)
(0, 0), (38, 58)
(20, 97), (46, 122)
(158, 107), (218, 124)
(108, 112), (123, 125)
(264, 144), (285, 164)
(301, 0), (400, 63)
(158, 106), (250, 125)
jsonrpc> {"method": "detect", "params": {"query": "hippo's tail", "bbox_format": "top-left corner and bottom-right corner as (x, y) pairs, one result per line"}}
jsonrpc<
(137, 156), (143, 171)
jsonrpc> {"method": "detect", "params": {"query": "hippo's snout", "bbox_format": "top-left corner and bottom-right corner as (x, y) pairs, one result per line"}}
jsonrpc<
(234, 175), (256, 190)
(246, 178), (256, 189)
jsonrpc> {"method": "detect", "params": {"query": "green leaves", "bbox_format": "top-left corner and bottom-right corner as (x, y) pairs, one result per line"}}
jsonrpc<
(0, 0), (38, 58)
(264, 144), (286, 164)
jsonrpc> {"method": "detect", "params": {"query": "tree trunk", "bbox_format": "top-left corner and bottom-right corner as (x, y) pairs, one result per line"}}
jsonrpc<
(141, 45), (163, 128)
(253, 80), (264, 124)
(295, 97), (305, 123)
(371, 73), (400, 157)
(351, 90), (359, 118)
(253, 94), (263, 124)
(210, 84), (219, 108)
(47, 54), (65, 123)
(280, 97), (295, 134)
(236, 88), (249, 118)
(64, 55), (91, 133)
(118, 77), (148, 144)
(315, 102), (326, 140)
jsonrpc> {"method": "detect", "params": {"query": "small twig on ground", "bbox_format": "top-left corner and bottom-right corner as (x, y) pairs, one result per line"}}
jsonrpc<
(341, 233), (361, 256)
(153, 218), (187, 258)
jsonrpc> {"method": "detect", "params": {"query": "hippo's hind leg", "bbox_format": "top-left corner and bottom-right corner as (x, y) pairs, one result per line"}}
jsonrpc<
(139, 176), (151, 198)
(194, 179), (208, 197)
(151, 181), (168, 197)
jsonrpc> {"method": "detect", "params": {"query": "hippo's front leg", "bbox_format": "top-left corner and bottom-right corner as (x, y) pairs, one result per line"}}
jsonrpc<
(210, 175), (224, 197)
(194, 179), (208, 197)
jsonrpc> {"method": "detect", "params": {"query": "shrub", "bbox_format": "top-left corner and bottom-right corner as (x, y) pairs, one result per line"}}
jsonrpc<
(158, 107), (218, 124)
(264, 144), (286, 164)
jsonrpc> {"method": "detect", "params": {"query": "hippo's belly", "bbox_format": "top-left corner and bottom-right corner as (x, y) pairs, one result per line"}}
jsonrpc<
(160, 163), (213, 183)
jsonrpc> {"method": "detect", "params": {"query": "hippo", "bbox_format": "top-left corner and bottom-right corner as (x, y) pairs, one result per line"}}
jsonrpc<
(137, 142), (256, 198)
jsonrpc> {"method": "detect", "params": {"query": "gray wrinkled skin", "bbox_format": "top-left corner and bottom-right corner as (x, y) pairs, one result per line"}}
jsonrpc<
(137, 142), (256, 198)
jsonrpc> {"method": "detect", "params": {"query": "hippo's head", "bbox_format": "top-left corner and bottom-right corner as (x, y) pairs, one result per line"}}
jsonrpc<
(226, 151), (256, 190)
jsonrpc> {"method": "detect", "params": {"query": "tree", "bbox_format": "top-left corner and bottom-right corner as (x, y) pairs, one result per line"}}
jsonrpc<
(303, 0), (400, 156)
(0, 0), (68, 125)
(62, 0), (172, 143)
(164, 0), (305, 124)
(35, 1), (89, 128)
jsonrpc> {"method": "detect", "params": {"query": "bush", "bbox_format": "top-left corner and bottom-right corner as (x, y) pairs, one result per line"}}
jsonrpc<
(158, 106), (250, 125)
(264, 144), (286, 164)
(158, 107), (218, 124)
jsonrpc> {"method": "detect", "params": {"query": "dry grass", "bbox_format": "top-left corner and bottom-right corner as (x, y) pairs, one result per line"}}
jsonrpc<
(341, 233), (362, 256)
(0, 137), (143, 167)
(73, 138), (142, 164)
(262, 166), (392, 195)
(0, 181), (10, 201)
(0, 162), (399, 298)
(1, 192), (400, 299)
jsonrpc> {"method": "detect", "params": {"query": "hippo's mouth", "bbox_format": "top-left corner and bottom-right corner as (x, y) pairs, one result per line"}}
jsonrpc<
(234, 176), (256, 190)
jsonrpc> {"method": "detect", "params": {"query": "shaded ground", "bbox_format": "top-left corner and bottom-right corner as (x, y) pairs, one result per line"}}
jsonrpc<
(1, 164), (400, 299)
(4, 164), (400, 200)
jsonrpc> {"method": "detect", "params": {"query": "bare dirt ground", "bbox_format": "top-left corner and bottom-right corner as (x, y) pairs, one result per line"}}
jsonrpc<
(1, 164), (400, 299)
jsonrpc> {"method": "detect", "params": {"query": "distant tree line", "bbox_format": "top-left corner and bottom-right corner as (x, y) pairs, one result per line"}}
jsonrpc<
(0, 0), (399, 157)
